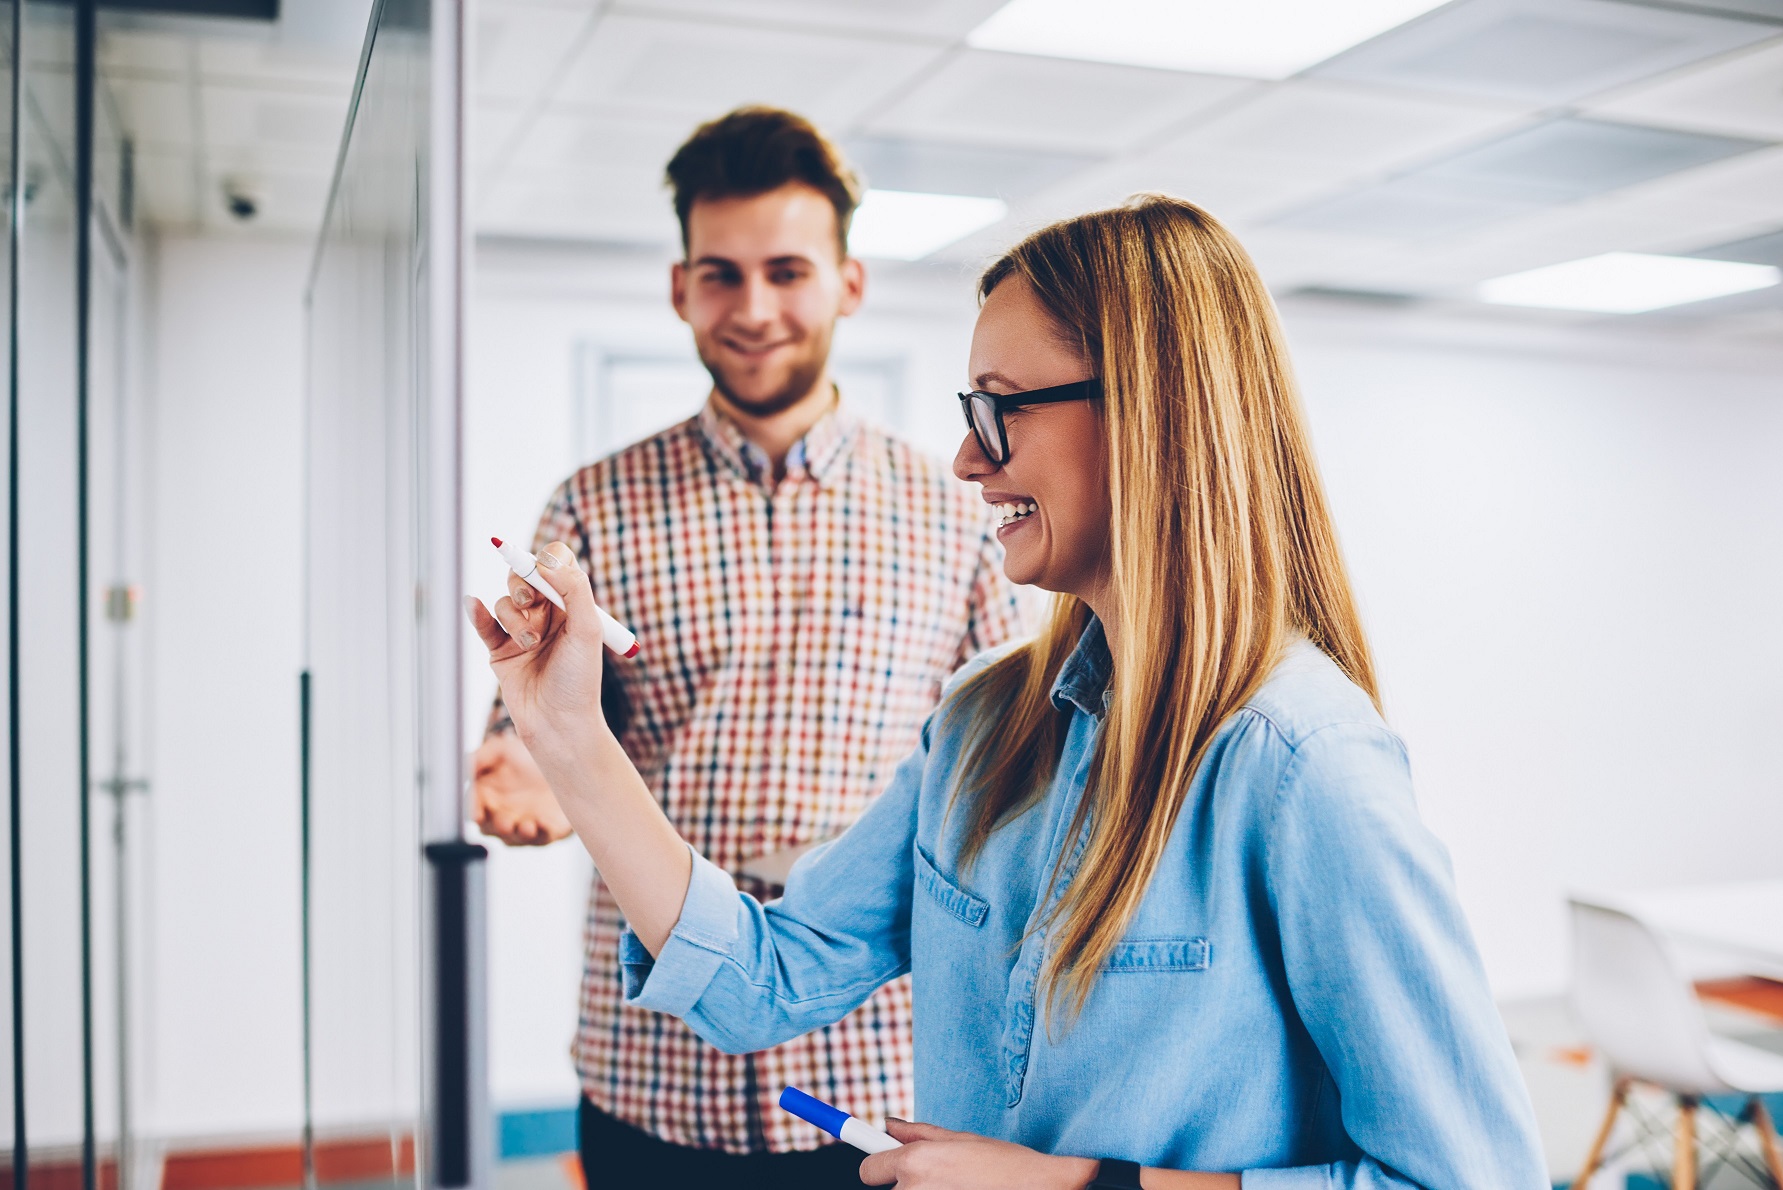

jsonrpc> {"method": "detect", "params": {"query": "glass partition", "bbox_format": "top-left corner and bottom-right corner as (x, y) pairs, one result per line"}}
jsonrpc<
(7, 1), (90, 1179)
(3, 2), (142, 1185)
(305, 0), (484, 1186)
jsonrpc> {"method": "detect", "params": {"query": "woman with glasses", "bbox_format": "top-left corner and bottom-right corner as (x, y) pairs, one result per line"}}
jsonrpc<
(468, 196), (1547, 1190)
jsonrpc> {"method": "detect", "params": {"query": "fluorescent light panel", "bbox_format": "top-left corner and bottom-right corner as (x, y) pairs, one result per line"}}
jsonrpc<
(968, 0), (1451, 80)
(1478, 252), (1781, 313)
(849, 190), (1008, 261)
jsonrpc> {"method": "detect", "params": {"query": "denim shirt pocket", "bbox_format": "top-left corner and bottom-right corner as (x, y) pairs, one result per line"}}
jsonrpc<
(915, 844), (988, 928)
(1098, 936), (1211, 972)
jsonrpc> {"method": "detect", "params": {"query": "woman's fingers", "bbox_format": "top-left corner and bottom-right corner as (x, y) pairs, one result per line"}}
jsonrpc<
(507, 568), (540, 609)
(884, 1119), (954, 1143)
(465, 597), (515, 657)
(858, 1146), (903, 1186)
(492, 595), (551, 649)
(531, 541), (599, 622)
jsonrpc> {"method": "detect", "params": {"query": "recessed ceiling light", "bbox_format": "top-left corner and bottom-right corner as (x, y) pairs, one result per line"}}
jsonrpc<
(1477, 252), (1782, 313)
(967, 0), (1451, 80)
(849, 190), (1008, 261)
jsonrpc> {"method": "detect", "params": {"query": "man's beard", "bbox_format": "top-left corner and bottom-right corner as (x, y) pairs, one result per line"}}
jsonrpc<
(698, 333), (832, 419)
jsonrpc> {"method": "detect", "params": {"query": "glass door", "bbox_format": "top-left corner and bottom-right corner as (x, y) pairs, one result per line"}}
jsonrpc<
(304, 1), (486, 1186)
(4, 2), (144, 1186)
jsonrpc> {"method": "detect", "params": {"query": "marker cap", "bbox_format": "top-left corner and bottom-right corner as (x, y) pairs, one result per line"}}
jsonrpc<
(779, 1086), (847, 1139)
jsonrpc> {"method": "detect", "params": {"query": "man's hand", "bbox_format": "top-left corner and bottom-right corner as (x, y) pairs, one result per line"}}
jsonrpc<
(472, 731), (573, 846)
(857, 1120), (1097, 1190)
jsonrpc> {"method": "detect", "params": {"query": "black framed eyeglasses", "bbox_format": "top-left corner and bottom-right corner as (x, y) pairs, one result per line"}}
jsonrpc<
(957, 378), (1102, 465)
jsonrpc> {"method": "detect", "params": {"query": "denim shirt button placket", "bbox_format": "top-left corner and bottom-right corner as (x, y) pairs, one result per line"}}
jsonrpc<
(998, 727), (1099, 1107)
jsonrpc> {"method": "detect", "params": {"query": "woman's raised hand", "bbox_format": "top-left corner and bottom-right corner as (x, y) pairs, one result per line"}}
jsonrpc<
(466, 543), (691, 955)
(464, 542), (610, 765)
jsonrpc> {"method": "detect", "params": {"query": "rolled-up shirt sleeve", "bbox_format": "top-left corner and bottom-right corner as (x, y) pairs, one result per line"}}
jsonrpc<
(1248, 724), (1548, 1190)
(619, 715), (932, 1055)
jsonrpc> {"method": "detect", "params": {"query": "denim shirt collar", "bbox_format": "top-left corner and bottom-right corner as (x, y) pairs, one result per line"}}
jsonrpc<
(695, 390), (857, 491)
(1050, 616), (1112, 718)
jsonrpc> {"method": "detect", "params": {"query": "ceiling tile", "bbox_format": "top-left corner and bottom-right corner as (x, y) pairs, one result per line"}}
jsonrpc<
(1325, 176), (1781, 292)
(98, 29), (190, 80)
(195, 37), (360, 92)
(198, 166), (334, 233)
(131, 150), (199, 229)
(1625, 0), (1783, 19)
(476, 164), (682, 243)
(1585, 37), (1783, 141)
(201, 84), (350, 156)
(1599, 142), (1783, 218)
(109, 78), (196, 152)
(1266, 114), (1771, 241)
(843, 135), (1100, 199)
(1158, 80), (1530, 176)
(619, 0), (1010, 39)
(1234, 226), (1387, 292)
(866, 50), (1259, 154)
(1694, 227), (1783, 266)
(503, 109), (695, 176)
(478, 4), (596, 103)
(208, 140), (342, 179)
(1411, 116), (1768, 203)
(474, 101), (533, 172)
(1269, 176), (1546, 240)
(1014, 150), (1343, 229)
(551, 13), (943, 127)
(1310, 0), (1779, 106)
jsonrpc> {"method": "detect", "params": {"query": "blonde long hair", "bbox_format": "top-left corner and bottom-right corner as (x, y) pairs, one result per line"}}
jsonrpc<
(955, 195), (1379, 1026)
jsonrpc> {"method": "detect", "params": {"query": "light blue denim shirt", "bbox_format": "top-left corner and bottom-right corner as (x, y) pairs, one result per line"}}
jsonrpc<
(621, 621), (1547, 1188)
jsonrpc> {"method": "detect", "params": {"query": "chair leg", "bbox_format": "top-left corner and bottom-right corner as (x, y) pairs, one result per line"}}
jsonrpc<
(1574, 1078), (1629, 1189)
(1750, 1096), (1783, 1190)
(1675, 1095), (1698, 1190)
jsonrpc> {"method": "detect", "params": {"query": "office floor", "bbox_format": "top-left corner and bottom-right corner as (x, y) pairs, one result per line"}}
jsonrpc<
(495, 1155), (582, 1190)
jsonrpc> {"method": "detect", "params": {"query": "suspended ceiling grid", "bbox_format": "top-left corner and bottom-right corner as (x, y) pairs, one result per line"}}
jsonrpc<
(94, 0), (1783, 327)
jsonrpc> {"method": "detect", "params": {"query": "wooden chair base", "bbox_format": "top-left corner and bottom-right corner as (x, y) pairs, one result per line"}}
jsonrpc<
(1572, 1081), (1783, 1190)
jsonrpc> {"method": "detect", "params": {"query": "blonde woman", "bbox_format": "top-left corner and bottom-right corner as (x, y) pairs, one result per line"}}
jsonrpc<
(468, 197), (1547, 1190)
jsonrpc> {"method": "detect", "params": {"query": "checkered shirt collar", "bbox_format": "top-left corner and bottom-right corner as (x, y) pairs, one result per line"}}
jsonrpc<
(695, 390), (859, 489)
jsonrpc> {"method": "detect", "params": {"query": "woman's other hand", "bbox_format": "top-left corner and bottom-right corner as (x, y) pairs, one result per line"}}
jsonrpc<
(465, 541), (609, 766)
(471, 731), (573, 845)
(858, 1123), (1241, 1189)
(858, 1120), (1098, 1190)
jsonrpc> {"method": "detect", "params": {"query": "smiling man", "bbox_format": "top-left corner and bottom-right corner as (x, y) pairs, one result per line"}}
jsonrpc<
(470, 107), (1024, 1188)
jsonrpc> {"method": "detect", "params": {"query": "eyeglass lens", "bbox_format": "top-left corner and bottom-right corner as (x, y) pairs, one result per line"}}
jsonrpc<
(965, 394), (1005, 463)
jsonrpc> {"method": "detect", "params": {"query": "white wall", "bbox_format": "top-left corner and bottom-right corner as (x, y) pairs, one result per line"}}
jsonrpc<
(142, 234), (309, 1140)
(1283, 309), (1783, 999)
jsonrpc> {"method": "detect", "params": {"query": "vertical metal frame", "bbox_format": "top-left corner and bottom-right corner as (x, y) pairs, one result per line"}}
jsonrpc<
(419, 3), (488, 1183)
(72, 2), (98, 1184)
(6, 0), (26, 1171)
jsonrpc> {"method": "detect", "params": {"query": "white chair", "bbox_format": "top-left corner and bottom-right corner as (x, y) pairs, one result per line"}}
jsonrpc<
(1570, 899), (1783, 1189)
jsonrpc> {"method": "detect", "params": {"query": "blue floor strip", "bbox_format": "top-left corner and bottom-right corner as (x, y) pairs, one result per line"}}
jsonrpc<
(499, 1106), (579, 1160)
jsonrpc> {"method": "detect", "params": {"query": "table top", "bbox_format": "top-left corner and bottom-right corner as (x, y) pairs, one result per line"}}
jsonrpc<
(1576, 878), (1783, 973)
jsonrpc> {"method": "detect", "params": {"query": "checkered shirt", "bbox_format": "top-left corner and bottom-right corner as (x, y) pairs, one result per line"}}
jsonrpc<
(518, 398), (1025, 1153)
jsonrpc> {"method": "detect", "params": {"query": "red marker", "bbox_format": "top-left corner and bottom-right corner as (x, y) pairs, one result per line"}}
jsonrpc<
(493, 537), (639, 659)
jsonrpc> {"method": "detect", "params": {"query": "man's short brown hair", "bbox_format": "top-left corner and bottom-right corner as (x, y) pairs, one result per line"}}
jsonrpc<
(665, 106), (864, 259)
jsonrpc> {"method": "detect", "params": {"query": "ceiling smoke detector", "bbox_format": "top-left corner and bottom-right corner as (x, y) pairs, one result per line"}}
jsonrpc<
(221, 177), (265, 222)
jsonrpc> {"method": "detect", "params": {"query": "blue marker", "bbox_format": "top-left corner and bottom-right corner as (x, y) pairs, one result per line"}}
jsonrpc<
(778, 1086), (903, 1155)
